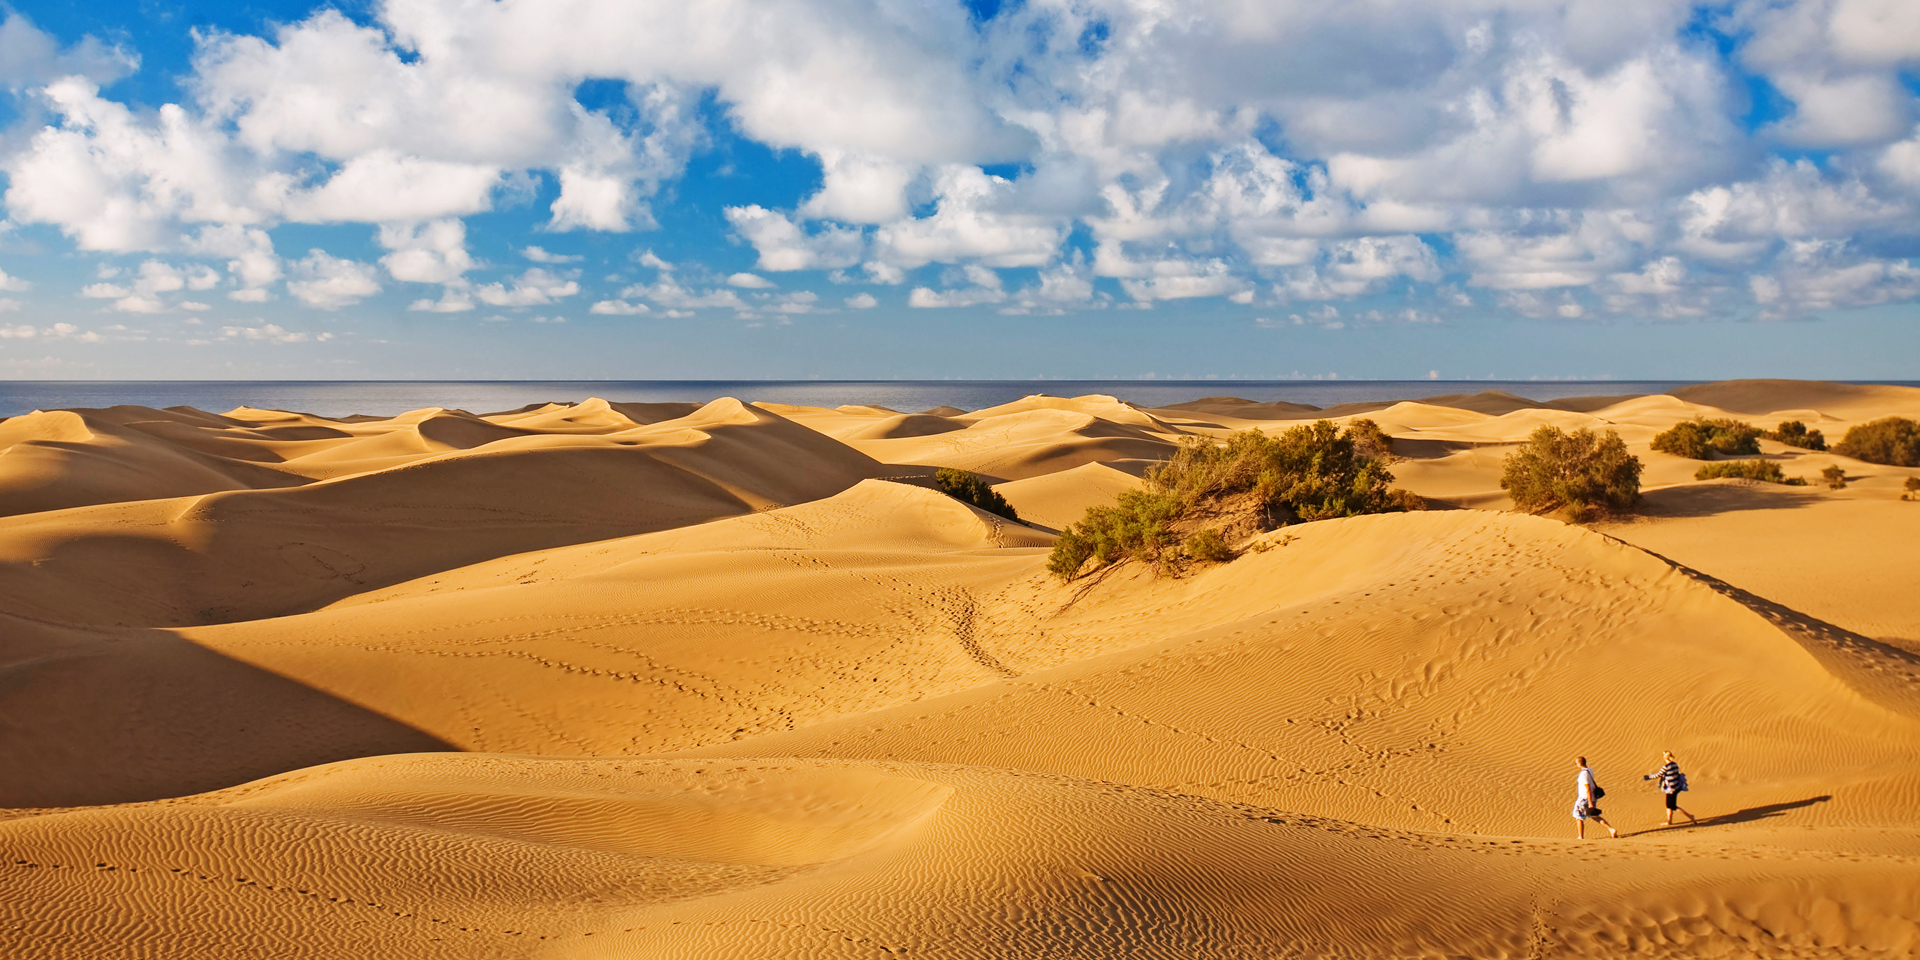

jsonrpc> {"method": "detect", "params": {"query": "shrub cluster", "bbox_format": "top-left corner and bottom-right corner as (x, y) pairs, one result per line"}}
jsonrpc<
(1904, 476), (1920, 501)
(1693, 459), (1808, 485)
(1499, 425), (1642, 522)
(1651, 418), (1762, 459)
(934, 467), (1019, 522)
(1046, 419), (1420, 579)
(1822, 465), (1848, 489)
(1833, 417), (1920, 467)
(1764, 420), (1827, 451)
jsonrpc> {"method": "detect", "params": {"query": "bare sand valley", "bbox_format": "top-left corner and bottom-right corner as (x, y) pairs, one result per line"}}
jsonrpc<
(3, 379), (1919, 958)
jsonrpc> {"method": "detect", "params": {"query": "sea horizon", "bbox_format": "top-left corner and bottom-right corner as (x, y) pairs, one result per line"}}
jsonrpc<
(7, 377), (1918, 420)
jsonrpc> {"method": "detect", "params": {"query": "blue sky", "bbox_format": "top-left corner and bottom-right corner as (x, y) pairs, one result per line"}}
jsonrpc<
(0, 0), (1917, 380)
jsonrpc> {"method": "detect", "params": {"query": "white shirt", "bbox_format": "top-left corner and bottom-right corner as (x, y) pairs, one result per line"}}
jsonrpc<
(1577, 768), (1596, 801)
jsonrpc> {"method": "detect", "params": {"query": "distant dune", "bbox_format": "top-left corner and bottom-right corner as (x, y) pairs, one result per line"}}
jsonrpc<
(3, 380), (1919, 958)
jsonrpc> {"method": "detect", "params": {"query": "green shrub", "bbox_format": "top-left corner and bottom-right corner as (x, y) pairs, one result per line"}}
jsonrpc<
(934, 467), (1019, 522)
(1500, 425), (1642, 520)
(1046, 420), (1418, 579)
(1184, 528), (1235, 563)
(1343, 418), (1394, 461)
(1821, 465), (1848, 489)
(1651, 418), (1763, 459)
(1833, 417), (1920, 467)
(1764, 420), (1827, 451)
(1693, 459), (1807, 485)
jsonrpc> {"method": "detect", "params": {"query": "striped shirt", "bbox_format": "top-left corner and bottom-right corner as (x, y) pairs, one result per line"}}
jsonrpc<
(1652, 761), (1682, 793)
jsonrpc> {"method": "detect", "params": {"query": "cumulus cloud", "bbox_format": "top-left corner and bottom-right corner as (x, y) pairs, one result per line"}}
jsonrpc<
(220, 322), (332, 343)
(379, 219), (476, 285)
(473, 268), (581, 306)
(726, 206), (865, 271)
(522, 246), (582, 264)
(0, 321), (102, 342)
(286, 250), (380, 309)
(2, 0), (1919, 326)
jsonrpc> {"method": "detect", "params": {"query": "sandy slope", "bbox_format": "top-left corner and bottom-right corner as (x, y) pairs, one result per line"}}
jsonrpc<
(3, 383), (1920, 959)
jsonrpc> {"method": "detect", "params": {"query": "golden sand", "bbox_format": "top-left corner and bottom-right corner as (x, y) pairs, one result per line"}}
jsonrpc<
(3, 380), (1918, 958)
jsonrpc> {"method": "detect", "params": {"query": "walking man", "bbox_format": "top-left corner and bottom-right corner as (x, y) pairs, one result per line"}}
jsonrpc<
(1573, 756), (1617, 839)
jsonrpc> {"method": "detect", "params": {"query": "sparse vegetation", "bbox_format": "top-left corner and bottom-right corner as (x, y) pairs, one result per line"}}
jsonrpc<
(934, 467), (1019, 522)
(1822, 465), (1848, 489)
(1764, 420), (1827, 451)
(1183, 528), (1235, 563)
(1833, 417), (1920, 467)
(1693, 459), (1808, 485)
(1343, 418), (1395, 461)
(1500, 425), (1642, 522)
(1904, 477), (1920, 501)
(1651, 418), (1762, 460)
(1046, 420), (1420, 579)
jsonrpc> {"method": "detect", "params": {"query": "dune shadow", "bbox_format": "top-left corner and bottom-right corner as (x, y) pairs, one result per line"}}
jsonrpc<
(1629, 483), (1825, 519)
(0, 616), (456, 808)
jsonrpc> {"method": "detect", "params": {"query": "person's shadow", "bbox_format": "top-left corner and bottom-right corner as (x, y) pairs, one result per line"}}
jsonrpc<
(1631, 795), (1831, 835)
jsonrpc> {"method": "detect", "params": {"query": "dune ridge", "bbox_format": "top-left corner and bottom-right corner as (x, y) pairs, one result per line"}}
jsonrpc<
(3, 382), (1919, 958)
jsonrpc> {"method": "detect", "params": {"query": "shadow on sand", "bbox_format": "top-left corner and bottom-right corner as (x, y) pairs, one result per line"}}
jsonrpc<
(1631, 795), (1832, 836)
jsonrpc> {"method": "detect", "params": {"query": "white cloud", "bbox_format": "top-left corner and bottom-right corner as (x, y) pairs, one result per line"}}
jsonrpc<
(0, 321), (102, 342)
(727, 272), (776, 289)
(408, 288), (475, 313)
(378, 219), (475, 284)
(220, 322), (330, 343)
(1748, 239), (1920, 319)
(278, 152), (501, 223)
(473, 268), (581, 306)
(187, 224), (282, 294)
(0, 301), (18, 313)
(286, 250), (381, 309)
(0, 13), (138, 89)
(3, 0), (1920, 330)
(908, 285), (1006, 308)
(619, 273), (746, 310)
(725, 205), (865, 271)
(522, 245), (582, 264)
(871, 166), (1065, 269)
(589, 299), (651, 315)
(0, 269), (31, 293)
(844, 292), (878, 309)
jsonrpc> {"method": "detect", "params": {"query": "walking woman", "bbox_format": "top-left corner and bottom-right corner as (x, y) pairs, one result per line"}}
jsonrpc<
(1643, 750), (1697, 826)
(1572, 756), (1617, 839)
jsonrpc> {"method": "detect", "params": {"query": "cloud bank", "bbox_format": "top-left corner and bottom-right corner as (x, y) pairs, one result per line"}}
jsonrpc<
(2, 0), (1919, 325)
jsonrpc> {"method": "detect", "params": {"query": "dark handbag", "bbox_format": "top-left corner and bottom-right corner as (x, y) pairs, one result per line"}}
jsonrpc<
(1593, 784), (1606, 800)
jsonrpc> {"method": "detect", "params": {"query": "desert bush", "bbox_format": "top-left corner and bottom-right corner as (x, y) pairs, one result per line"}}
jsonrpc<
(1651, 418), (1762, 459)
(1764, 420), (1827, 451)
(1047, 420), (1418, 579)
(1184, 528), (1235, 563)
(1343, 418), (1395, 461)
(1822, 465), (1848, 489)
(934, 467), (1019, 522)
(1693, 459), (1807, 485)
(1833, 417), (1920, 467)
(1904, 477), (1920, 501)
(1500, 425), (1642, 521)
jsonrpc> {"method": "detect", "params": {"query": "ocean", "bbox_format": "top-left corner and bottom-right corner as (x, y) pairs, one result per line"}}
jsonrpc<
(0, 379), (1906, 420)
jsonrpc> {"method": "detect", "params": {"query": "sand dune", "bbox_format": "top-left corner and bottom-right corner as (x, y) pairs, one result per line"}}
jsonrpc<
(0, 399), (885, 627)
(3, 381), (1919, 959)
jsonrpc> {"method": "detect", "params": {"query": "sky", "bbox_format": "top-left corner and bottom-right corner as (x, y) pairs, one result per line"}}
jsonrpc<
(0, 0), (1917, 381)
